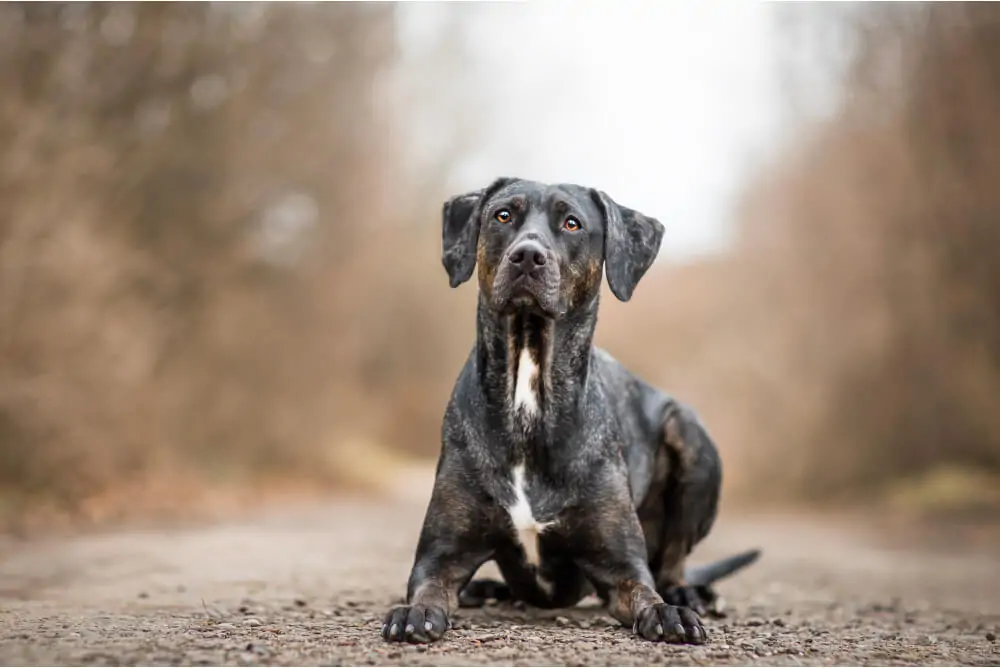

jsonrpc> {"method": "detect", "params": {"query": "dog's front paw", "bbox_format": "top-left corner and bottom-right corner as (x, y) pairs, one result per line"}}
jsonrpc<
(381, 604), (448, 644)
(633, 603), (706, 644)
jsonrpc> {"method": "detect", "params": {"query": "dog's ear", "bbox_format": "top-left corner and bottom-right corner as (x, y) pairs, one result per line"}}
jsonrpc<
(590, 189), (665, 302)
(441, 177), (515, 288)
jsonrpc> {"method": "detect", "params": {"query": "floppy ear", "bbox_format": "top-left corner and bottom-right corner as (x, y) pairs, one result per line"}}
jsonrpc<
(441, 177), (515, 288)
(591, 189), (665, 302)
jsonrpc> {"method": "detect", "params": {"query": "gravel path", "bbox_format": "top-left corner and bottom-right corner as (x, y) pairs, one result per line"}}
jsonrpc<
(1, 474), (999, 666)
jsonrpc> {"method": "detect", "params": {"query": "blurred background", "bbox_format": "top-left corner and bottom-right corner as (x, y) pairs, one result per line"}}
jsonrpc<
(2, 2), (999, 532)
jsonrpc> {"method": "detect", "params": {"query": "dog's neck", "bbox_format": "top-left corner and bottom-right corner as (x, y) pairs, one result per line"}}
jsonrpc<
(475, 293), (598, 443)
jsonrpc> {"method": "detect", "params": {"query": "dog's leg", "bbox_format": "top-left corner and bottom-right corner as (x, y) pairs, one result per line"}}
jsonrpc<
(573, 481), (707, 645)
(648, 403), (723, 616)
(382, 473), (492, 644)
(458, 578), (512, 607)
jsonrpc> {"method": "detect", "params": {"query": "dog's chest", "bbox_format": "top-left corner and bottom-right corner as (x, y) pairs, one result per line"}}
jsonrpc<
(512, 346), (540, 417)
(503, 464), (554, 567)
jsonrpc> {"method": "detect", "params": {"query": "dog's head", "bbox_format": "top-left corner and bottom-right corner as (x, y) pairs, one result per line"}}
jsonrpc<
(442, 177), (664, 317)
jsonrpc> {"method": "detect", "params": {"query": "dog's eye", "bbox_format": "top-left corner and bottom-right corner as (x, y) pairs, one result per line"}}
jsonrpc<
(562, 216), (582, 232)
(494, 209), (512, 224)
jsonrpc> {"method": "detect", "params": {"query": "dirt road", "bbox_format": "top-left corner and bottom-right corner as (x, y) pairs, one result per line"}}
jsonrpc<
(1, 472), (999, 666)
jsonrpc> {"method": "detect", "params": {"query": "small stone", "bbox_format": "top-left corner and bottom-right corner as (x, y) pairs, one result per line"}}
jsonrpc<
(918, 634), (937, 646)
(244, 618), (262, 627)
(138, 592), (149, 599)
(238, 605), (250, 614)
(746, 618), (764, 627)
(987, 632), (997, 642)
(294, 598), (307, 607)
(555, 616), (571, 626)
(773, 618), (786, 627)
(217, 623), (235, 631)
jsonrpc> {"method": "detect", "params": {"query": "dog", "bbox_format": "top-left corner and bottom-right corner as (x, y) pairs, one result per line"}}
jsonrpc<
(381, 177), (759, 645)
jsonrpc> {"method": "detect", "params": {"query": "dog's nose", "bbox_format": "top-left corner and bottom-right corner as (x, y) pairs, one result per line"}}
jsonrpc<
(508, 240), (547, 269)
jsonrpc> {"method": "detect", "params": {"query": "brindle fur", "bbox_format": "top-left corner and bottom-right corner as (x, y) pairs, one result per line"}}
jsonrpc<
(381, 178), (759, 645)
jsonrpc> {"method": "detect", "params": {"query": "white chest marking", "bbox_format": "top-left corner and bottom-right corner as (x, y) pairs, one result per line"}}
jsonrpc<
(513, 347), (539, 416)
(506, 465), (552, 567)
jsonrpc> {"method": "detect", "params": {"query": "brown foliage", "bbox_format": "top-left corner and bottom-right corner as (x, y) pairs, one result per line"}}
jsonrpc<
(4, 3), (1000, 528)
(614, 4), (1000, 508)
(0, 3), (468, 526)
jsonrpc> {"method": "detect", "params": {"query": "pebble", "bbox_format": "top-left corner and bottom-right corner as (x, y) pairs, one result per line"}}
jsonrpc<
(244, 618), (262, 628)
(555, 616), (571, 626)
(216, 623), (235, 631)
(245, 641), (268, 655)
(987, 632), (997, 642)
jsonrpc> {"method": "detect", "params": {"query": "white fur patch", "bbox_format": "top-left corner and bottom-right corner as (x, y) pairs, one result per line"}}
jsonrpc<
(505, 465), (552, 567)
(513, 347), (539, 416)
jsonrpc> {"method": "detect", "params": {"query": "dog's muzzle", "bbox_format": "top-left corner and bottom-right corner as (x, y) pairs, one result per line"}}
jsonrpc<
(492, 238), (562, 316)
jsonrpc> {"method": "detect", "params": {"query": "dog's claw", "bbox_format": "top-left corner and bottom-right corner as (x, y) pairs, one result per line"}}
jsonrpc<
(381, 604), (448, 643)
(634, 603), (707, 645)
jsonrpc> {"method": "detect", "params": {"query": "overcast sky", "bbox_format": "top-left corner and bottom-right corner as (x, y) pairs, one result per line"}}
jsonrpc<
(394, 2), (811, 263)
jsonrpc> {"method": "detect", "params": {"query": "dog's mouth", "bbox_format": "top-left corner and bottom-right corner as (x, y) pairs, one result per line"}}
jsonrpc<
(492, 273), (564, 318)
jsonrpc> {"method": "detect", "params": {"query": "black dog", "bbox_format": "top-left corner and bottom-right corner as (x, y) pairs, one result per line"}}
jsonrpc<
(382, 177), (759, 645)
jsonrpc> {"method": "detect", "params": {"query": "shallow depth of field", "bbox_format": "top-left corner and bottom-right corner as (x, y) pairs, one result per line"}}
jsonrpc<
(2, 3), (999, 533)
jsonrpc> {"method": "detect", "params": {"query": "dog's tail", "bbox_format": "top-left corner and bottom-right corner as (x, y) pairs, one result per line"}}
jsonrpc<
(683, 548), (761, 587)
